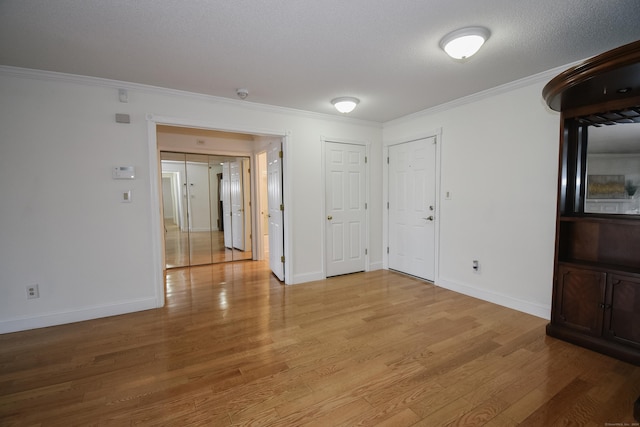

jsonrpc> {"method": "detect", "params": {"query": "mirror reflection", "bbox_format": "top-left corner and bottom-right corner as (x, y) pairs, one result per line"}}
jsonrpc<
(586, 122), (640, 215)
(161, 151), (252, 268)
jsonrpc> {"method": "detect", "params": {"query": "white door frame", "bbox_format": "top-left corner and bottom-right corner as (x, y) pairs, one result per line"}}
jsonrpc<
(146, 114), (292, 308)
(321, 136), (370, 278)
(383, 128), (442, 283)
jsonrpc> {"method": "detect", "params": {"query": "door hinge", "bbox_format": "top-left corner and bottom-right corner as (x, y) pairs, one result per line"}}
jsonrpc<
(281, 256), (285, 263)
(387, 157), (389, 164)
(365, 249), (368, 255)
(365, 202), (367, 209)
(280, 204), (284, 211)
(279, 150), (283, 158)
(387, 247), (389, 254)
(387, 201), (389, 209)
(365, 156), (368, 164)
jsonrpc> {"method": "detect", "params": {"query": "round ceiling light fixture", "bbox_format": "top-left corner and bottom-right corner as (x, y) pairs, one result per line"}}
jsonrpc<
(331, 97), (360, 113)
(439, 26), (490, 60)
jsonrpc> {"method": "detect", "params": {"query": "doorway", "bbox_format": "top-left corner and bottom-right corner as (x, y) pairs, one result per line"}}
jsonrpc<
(148, 116), (290, 299)
(161, 152), (252, 268)
(388, 137), (437, 281)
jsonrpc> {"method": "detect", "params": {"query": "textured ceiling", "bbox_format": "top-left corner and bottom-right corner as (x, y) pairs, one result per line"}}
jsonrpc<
(1, 0), (640, 122)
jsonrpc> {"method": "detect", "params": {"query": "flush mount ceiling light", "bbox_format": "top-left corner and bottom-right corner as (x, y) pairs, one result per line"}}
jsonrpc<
(331, 97), (360, 113)
(439, 26), (490, 60)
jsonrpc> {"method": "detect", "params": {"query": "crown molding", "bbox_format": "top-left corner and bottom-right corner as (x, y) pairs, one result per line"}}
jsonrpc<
(383, 60), (581, 128)
(0, 65), (381, 129)
(1, 61), (582, 129)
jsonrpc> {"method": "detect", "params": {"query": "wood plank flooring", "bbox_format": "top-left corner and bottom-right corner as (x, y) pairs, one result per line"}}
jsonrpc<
(1, 261), (639, 425)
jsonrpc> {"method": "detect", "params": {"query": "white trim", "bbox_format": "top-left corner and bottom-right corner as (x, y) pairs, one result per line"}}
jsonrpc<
(436, 277), (551, 320)
(147, 120), (165, 308)
(281, 134), (293, 285)
(0, 65), (381, 129)
(291, 270), (325, 285)
(321, 136), (371, 278)
(383, 61), (582, 127)
(0, 62), (584, 128)
(0, 298), (157, 334)
(148, 114), (287, 138)
(369, 261), (384, 271)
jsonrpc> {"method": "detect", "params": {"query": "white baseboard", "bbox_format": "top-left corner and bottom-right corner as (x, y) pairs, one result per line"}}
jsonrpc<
(0, 298), (158, 334)
(436, 277), (551, 320)
(290, 271), (325, 285)
(368, 261), (383, 271)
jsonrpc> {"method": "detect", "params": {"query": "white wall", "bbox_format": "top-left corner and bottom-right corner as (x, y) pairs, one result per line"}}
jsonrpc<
(383, 78), (561, 318)
(0, 63), (564, 332)
(0, 68), (382, 333)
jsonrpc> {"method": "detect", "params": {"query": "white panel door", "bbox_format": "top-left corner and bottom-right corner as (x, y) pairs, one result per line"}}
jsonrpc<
(267, 142), (284, 281)
(388, 137), (436, 281)
(230, 160), (245, 250)
(325, 141), (366, 277)
(240, 158), (252, 253)
(221, 162), (232, 249)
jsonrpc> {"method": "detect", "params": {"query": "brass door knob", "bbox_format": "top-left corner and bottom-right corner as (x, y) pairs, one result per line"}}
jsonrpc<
(327, 215), (333, 220)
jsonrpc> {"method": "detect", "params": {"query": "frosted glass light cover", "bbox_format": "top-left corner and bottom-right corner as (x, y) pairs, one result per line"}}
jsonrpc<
(331, 97), (360, 113)
(440, 27), (490, 60)
(444, 35), (485, 59)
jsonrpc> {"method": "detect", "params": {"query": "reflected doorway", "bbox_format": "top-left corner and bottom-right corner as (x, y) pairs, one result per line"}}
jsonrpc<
(161, 151), (252, 268)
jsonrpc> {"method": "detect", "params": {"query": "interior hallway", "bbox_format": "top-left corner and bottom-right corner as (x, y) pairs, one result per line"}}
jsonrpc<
(1, 261), (638, 425)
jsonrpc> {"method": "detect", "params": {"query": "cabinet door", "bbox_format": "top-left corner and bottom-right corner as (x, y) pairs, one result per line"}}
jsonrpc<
(556, 266), (606, 336)
(604, 274), (640, 348)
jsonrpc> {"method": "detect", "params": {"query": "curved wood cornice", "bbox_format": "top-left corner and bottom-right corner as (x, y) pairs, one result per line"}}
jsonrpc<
(543, 40), (640, 112)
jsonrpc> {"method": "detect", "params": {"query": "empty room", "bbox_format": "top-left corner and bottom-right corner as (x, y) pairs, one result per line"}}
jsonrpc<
(1, 1), (640, 425)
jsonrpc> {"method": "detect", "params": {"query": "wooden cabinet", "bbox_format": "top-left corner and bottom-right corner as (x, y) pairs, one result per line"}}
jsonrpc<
(605, 274), (640, 349)
(554, 265), (606, 336)
(544, 40), (640, 366)
(550, 265), (640, 362)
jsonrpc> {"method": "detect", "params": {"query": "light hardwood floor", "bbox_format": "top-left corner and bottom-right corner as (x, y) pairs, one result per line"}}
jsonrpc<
(164, 220), (251, 268)
(1, 261), (639, 425)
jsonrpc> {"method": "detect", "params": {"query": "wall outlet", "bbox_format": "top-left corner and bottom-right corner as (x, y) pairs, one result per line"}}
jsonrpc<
(27, 284), (40, 299)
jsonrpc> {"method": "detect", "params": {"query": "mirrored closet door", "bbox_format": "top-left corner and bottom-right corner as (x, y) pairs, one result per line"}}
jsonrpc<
(161, 152), (252, 268)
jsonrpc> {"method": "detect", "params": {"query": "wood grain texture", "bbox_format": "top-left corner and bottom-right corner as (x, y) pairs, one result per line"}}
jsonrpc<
(1, 261), (639, 425)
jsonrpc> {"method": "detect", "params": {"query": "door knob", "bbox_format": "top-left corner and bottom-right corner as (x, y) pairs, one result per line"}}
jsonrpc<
(422, 216), (434, 221)
(327, 215), (333, 220)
